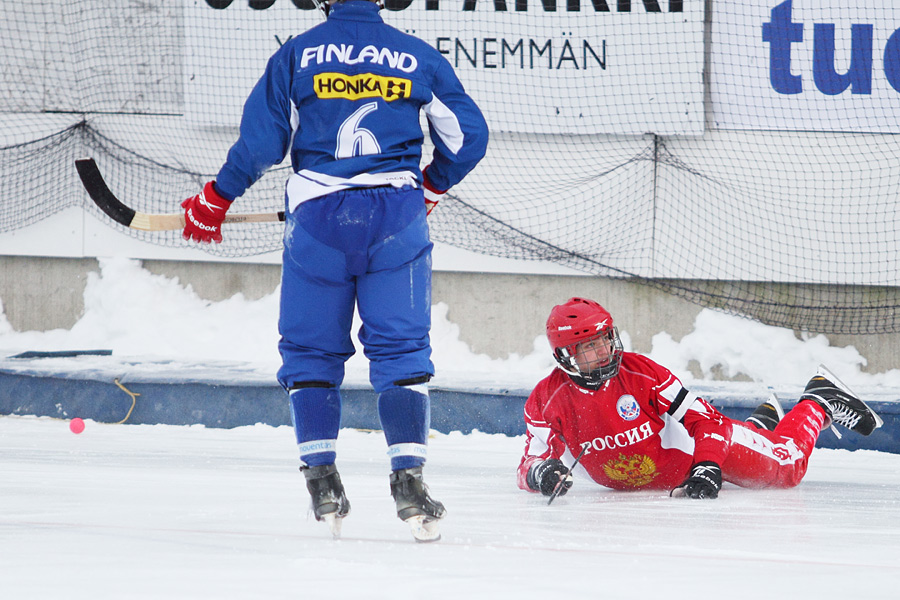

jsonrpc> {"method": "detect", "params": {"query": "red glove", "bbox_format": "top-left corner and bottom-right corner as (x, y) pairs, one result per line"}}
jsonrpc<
(181, 181), (231, 244)
(421, 165), (445, 216)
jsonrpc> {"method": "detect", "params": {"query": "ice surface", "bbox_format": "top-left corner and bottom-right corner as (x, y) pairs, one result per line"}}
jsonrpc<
(2, 416), (898, 599)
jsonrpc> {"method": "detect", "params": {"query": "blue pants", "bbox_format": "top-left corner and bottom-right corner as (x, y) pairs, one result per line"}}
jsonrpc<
(278, 186), (434, 470)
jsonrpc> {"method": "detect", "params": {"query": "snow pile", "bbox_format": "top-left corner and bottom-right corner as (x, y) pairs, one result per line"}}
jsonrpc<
(1, 257), (898, 390)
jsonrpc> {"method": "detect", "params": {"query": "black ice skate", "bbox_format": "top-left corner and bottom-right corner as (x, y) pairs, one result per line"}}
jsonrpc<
(301, 463), (350, 538)
(800, 365), (884, 437)
(389, 467), (446, 543)
(746, 393), (785, 432)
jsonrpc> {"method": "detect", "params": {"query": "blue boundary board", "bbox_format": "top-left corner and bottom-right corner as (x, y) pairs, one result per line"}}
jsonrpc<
(1, 362), (898, 453)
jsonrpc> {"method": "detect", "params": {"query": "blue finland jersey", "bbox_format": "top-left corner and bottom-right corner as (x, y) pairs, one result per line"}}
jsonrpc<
(215, 1), (488, 211)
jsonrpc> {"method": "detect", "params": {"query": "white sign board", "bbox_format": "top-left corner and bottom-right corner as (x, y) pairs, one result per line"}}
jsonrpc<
(711, 0), (900, 132)
(185, 0), (705, 135)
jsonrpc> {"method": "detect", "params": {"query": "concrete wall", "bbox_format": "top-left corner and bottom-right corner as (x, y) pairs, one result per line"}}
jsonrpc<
(430, 271), (701, 358)
(0, 256), (96, 332)
(1, 255), (897, 375)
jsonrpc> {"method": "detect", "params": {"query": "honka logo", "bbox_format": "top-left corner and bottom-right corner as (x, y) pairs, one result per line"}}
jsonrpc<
(314, 73), (411, 102)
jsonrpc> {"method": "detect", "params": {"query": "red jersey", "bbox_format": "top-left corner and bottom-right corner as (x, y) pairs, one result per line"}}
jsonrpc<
(517, 352), (732, 491)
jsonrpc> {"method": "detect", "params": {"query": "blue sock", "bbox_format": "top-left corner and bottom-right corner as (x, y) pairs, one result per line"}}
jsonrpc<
(289, 387), (341, 467)
(378, 386), (429, 470)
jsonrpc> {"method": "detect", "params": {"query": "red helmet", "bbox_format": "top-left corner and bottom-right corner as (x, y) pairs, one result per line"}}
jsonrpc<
(546, 298), (623, 389)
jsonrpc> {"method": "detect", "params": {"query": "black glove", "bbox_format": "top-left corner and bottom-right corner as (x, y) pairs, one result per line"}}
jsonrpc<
(671, 461), (722, 499)
(528, 459), (573, 497)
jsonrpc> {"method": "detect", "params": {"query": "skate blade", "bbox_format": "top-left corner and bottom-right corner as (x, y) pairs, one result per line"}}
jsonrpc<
(816, 365), (885, 430)
(322, 513), (343, 539)
(766, 392), (785, 419)
(404, 515), (441, 543)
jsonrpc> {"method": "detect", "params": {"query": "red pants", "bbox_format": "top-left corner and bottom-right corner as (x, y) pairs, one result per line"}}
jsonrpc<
(722, 400), (828, 489)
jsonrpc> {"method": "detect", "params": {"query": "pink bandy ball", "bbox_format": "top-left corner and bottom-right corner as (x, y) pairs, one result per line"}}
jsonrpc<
(69, 418), (85, 434)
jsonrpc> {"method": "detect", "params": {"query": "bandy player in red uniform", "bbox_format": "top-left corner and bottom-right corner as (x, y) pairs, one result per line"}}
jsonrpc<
(517, 298), (884, 499)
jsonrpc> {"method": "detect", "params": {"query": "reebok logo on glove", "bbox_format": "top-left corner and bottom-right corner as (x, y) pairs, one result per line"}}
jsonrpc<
(181, 181), (232, 244)
(185, 208), (218, 232)
(671, 461), (722, 499)
(198, 190), (226, 213)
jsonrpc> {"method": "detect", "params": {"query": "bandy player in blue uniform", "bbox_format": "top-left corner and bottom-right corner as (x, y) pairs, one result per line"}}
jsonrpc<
(180, 0), (488, 541)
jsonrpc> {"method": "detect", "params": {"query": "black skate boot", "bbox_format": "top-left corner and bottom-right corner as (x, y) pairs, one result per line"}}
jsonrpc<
(389, 467), (446, 543)
(800, 365), (883, 436)
(746, 394), (785, 431)
(301, 463), (350, 538)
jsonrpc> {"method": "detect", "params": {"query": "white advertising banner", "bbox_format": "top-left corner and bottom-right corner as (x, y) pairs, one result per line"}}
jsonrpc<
(185, 0), (704, 135)
(711, 1), (900, 132)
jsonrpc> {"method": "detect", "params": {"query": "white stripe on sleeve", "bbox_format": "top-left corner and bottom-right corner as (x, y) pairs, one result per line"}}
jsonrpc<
(422, 94), (464, 155)
(659, 381), (700, 422)
(525, 424), (552, 457)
